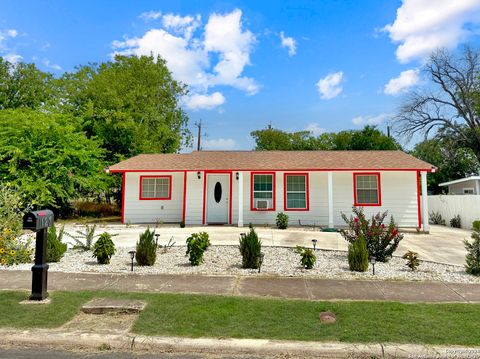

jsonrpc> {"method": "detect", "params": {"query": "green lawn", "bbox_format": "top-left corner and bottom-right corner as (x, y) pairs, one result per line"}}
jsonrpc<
(1, 291), (479, 346)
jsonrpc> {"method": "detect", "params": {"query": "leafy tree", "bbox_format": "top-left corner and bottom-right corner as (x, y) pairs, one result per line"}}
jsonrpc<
(251, 125), (399, 151)
(411, 137), (480, 193)
(58, 55), (190, 162)
(0, 109), (106, 212)
(0, 57), (56, 110)
(396, 47), (480, 161)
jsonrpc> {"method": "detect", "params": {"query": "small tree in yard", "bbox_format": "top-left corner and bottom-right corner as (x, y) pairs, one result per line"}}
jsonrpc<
(185, 232), (210, 266)
(464, 221), (480, 276)
(239, 227), (262, 269)
(341, 207), (403, 262)
(136, 228), (157, 266)
(347, 234), (369, 272)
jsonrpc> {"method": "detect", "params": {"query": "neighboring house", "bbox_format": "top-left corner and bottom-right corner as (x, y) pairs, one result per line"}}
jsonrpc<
(439, 176), (480, 195)
(107, 150), (435, 231)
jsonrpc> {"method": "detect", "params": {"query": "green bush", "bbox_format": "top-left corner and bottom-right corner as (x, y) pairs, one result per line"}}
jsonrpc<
(341, 207), (403, 262)
(0, 185), (32, 266)
(92, 232), (116, 264)
(136, 227), (157, 266)
(185, 232), (210, 266)
(464, 221), (480, 276)
(294, 246), (316, 269)
(347, 234), (369, 272)
(46, 224), (67, 263)
(450, 215), (461, 228)
(402, 250), (420, 271)
(276, 212), (289, 229)
(429, 211), (446, 225)
(239, 227), (262, 269)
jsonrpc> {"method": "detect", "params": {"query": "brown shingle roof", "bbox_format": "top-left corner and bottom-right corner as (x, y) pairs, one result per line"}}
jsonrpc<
(108, 151), (434, 172)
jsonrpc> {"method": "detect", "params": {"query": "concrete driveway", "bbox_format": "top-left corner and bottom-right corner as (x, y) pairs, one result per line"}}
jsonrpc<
(62, 223), (471, 266)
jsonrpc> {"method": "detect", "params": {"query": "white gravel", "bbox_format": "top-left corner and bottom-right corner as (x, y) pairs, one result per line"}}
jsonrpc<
(3, 245), (479, 284)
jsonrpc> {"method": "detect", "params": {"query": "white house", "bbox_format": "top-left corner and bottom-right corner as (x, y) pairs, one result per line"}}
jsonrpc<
(108, 150), (435, 231)
(439, 176), (480, 195)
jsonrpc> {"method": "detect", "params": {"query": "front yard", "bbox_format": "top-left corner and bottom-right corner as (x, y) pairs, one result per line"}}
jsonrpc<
(1, 290), (480, 346)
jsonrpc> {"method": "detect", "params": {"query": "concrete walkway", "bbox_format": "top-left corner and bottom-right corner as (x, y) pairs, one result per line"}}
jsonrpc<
(61, 223), (471, 266)
(2, 270), (480, 303)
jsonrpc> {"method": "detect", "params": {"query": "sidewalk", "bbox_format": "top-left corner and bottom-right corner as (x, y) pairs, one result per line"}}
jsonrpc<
(2, 270), (480, 303)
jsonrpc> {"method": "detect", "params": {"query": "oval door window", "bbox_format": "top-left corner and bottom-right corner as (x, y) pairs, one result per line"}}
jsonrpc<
(214, 182), (222, 203)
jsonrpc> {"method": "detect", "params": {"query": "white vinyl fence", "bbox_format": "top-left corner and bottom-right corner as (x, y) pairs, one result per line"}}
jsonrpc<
(427, 195), (480, 229)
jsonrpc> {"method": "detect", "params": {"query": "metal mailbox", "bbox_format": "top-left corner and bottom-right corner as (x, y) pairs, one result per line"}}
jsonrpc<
(23, 210), (54, 232)
(22, 209), (54, 301)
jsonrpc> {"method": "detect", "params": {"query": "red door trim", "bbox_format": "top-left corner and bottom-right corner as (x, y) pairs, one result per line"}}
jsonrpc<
(202, 171), (233, 225)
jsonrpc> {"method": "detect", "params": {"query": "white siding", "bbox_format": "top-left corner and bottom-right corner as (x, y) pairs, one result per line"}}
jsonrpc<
(123, 172), (184, 223)
(123, 170), (420, 228)
(447, 180), (479, 195)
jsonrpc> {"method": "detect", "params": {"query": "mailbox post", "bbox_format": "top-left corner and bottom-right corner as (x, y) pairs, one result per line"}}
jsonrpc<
(23, 210), (54, 301)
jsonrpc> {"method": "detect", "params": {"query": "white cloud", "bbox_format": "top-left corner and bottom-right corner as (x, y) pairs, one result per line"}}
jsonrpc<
(42, 59), (63, 71)
(202, 138), (237, 150)
(280, 31), (296, 56)
(3, 53), (22, 64)
(6, 29), (17, 38)
(139, 11), (162, 21)
(162, 13), (201, 40)
(204, 9), (258, 94)
(352, 113), (392, 126)
(384, 69), (420, 95)
(183, 92), (225, 111)
(305, 122), (325, 136)
(113, 8), (258, 111)
(316, 71), (344, 100)
(383, 0), (480, 63)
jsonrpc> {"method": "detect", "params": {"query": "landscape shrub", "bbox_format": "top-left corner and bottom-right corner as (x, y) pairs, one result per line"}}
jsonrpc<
(74, 201), (119, 217)
(239, 227), (262, 269)
(92, 232), (116, 264)
(276, 212), (289, 229)
(429, 211), (446, 225)
(0, 185), (32, 266)
(450, 215), (461, 228)
(347, 234), (369, 272)
(294, 246), (316, 269)
(65, 224), (99, 251)
(136, 227), (157, 266)
(185, 232), (210, 266)
(464, 221), (480, 276)
(402, 250), (420, 271)
(46, 224), (67, 263)
(341, 207), (403, 262)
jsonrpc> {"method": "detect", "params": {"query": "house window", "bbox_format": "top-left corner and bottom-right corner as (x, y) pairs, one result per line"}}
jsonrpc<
(140, 176), (171, 200)
(284, 174), (309, 210)
(251, 172), (275, 210)
(354, 173), (381, 206)
(463, 188), (474, 194)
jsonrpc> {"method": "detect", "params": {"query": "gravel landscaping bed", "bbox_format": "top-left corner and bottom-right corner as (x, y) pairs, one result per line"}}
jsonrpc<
(2, 245), (479, 283)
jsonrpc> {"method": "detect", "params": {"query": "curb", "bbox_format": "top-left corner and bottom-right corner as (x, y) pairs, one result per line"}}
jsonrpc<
(0, 329), (478, 358)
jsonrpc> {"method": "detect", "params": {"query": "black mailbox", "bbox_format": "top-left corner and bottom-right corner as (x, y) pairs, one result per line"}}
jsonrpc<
(23, 210), (54, 232)
(22, 209), (54, 301)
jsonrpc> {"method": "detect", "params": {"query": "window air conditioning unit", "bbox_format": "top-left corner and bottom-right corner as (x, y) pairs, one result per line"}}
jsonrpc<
(255, 199), (269, 210)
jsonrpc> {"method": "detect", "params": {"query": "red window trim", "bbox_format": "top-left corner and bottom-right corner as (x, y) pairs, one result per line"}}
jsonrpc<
(353, 172), (381, 207)
(284, 173), (310, 211)
(139, 175), (172, 200)
(250, 172), (276, 211)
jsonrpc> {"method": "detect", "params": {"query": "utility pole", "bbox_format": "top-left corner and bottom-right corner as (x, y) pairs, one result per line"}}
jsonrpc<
(194, 119), (202, 151)
(387, 125), (391, 138)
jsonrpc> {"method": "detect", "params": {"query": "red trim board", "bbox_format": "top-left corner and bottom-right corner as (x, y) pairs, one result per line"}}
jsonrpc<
(139, 175), (172, 200)
(250, 172), (276, 211)
(283, 173), (310, 211)
(353, 172), (382, 207)
(202, 171), (233, 225)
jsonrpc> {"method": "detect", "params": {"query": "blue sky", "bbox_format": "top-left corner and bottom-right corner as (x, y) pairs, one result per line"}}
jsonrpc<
(1, 0), (480, 150)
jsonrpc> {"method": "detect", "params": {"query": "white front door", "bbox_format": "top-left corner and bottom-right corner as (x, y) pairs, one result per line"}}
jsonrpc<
(206, 174), (229, 224)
